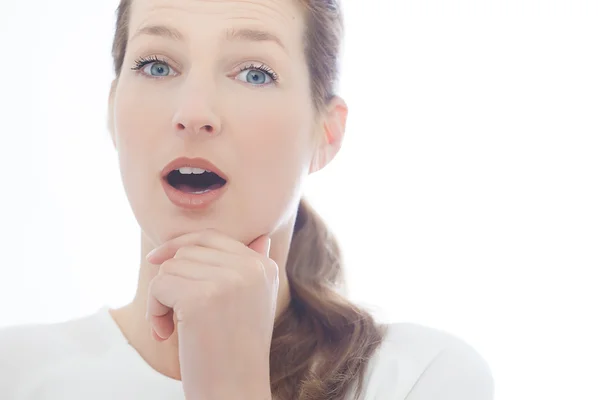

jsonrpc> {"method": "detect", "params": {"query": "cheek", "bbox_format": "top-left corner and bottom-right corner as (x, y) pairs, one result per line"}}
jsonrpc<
(114, 86), (153, 151)
(234, 99), (314, 179)
(227, 97), (315, 230)
(113, 83), (170, 175)
(112, 84), (168, 206)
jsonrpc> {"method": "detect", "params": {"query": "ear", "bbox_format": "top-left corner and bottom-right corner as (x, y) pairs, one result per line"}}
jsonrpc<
(107, 79), (117, 149)
(309, 96), (348, 174)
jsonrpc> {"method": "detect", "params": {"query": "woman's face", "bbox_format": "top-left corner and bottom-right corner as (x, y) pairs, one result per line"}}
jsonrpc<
(109, 0), (345, 246)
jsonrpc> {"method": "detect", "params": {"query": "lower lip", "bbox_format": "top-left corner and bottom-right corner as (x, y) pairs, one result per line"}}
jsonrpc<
(161, 179), (226, 210)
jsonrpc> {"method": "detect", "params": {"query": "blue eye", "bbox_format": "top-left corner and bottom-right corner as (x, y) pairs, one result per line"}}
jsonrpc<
(235, 64), (278, 86)
(237, 69), (270, 85)
(131, 56), (175, 78)
(148, 62), (170, 77)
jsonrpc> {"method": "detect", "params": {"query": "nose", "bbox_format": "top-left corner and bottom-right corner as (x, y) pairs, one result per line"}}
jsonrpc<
(171, 85), (221, 139)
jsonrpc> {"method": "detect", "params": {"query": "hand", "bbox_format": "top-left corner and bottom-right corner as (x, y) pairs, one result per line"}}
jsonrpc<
(146, 229), (278, 400)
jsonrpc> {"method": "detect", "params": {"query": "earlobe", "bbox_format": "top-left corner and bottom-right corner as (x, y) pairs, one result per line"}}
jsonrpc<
(309, 96), (348, 174)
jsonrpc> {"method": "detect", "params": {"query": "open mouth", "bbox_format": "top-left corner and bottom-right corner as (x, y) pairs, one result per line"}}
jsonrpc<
(165, 167), (227, 194)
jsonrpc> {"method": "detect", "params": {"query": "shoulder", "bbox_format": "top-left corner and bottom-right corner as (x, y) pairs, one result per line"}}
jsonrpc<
(360, 322), (495, 400)
(0, 308), (114, 397)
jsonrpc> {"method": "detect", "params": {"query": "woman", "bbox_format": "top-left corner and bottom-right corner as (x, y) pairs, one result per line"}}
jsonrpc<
(0, 0), (494, 399)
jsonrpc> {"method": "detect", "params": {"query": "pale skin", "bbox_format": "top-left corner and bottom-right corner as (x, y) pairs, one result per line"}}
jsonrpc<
(107, 0), (347, 399)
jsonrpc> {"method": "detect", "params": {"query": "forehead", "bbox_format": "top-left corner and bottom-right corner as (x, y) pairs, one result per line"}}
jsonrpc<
(129, 0), (306, 47)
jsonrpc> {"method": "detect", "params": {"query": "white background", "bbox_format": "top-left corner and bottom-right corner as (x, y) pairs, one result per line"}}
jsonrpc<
(1, 1), (599, 399)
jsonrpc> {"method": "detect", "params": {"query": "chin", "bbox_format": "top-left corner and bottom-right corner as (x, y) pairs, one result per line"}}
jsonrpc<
(132, 185), (298, 249)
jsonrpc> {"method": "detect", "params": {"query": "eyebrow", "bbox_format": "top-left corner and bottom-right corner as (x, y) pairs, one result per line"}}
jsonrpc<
(131, 24), (185, 42)
(131, 24), (286, 52)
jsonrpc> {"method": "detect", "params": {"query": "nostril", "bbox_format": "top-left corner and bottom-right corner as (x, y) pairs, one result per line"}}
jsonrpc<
(175, 122), (216, 135)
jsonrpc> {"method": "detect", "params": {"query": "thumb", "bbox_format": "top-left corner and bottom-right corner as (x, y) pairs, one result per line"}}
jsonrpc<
(248, 235), (271, 257)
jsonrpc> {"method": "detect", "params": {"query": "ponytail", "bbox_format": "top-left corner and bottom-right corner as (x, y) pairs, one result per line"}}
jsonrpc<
(269, 199), (387, 400)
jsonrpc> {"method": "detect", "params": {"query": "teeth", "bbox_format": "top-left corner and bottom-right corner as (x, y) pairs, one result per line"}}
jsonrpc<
(178, 167), (207, 175)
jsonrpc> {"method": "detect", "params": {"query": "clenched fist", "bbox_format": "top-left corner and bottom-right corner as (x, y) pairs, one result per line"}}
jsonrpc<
(146, 229), (278, 400)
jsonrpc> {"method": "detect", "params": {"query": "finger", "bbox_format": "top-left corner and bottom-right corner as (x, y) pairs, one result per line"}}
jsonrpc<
(159, 258), (241, 281)
(171, 246), (246, 269)
(151, 327), (164, 342)
(169, 242), (274, 282)
(247, 235), (271, 257)
(147, 274), (191, 341)
(147, 229), (248, 265)
(151, 309), (174, 342)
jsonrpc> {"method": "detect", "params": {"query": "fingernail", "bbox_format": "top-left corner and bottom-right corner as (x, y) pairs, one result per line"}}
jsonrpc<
(146, 248), (158, 261)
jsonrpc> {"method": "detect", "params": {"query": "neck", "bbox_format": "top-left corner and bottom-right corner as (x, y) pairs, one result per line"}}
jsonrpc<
(110, 224), (293, 381)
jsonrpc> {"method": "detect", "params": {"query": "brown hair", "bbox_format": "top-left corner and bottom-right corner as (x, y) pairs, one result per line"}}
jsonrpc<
(110, 1), (387, 399)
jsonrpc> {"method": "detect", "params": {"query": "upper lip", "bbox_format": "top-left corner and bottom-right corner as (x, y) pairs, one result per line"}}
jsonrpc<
(161, 157), (228, 181)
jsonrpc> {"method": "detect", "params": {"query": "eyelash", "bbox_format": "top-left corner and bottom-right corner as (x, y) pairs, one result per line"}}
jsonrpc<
(130, 55), (279, 84)
(131, 55), (169, 73)
(241, 63), (279, 83)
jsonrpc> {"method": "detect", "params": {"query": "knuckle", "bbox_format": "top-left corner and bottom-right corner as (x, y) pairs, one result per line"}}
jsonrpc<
(148, 273), (166, 294)
(158, 258), (177, 275)
(174, 246), (193, 260)
(250, 257), (267, 275)
(194, 282), (222, 306)
(204, 281), (222, 298)
(262, 258), (279, 281)
(174, 305), (188, 323)
(247, 257), (279, 283)
(176, 295), (200, 319)
(229, 272), (246, 289)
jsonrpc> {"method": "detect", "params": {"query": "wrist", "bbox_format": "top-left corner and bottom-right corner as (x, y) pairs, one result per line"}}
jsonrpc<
(188, 373), (272, 400)
(189, 389), (271, 400)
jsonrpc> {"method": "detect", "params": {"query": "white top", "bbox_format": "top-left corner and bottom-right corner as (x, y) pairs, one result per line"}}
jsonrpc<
(0, 307), (494, 400)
